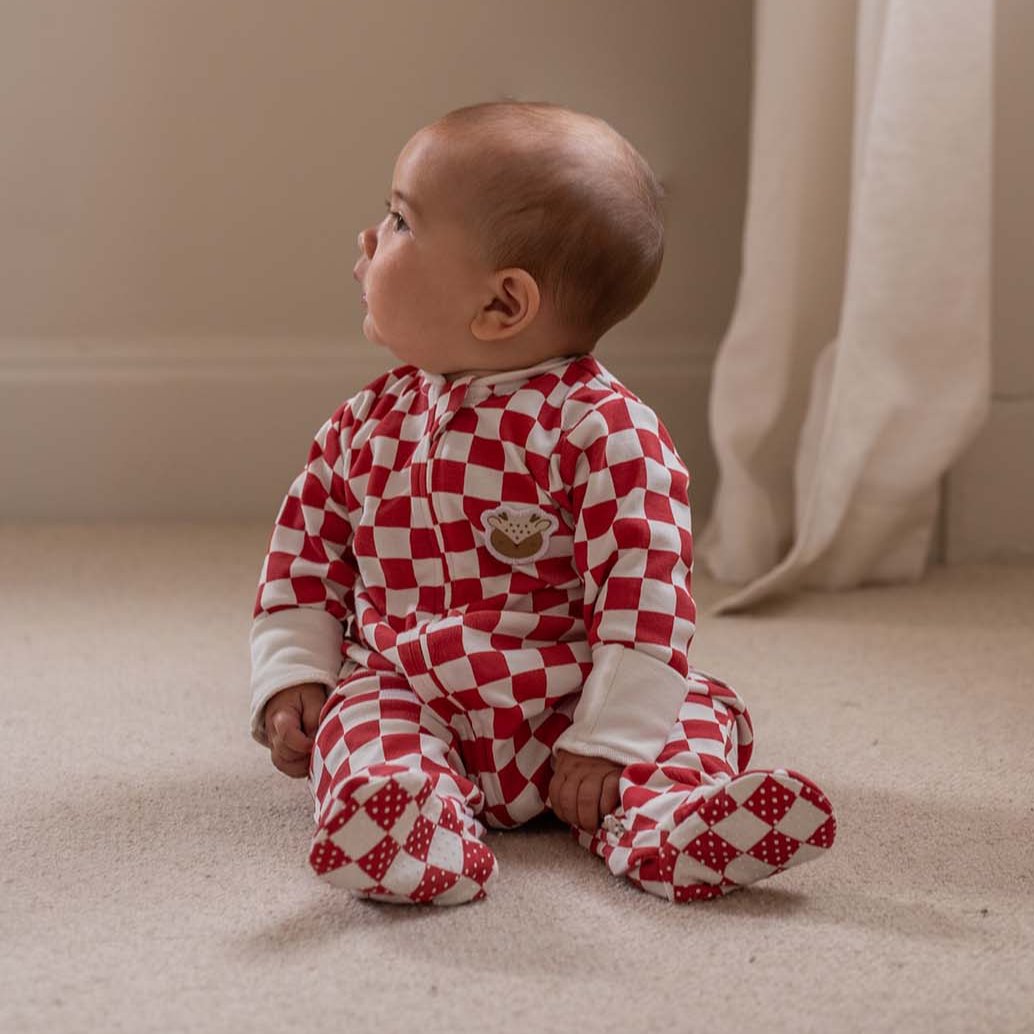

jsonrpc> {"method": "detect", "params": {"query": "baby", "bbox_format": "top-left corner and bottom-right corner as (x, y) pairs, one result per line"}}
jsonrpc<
(249, 100), (837, 906)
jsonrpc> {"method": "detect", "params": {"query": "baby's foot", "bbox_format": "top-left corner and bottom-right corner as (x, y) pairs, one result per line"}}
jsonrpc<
(658, 768), (836, 902)
(309, 767), (498, 906)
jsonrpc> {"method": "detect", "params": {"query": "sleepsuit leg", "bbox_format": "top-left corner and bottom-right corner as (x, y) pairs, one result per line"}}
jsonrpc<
(575, 670), (837, 902)
(307, 669), (498, 906)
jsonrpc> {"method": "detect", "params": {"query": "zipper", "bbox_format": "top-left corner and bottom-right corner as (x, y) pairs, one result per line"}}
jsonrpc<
(423, 430), (448, 614)
(420, 378), (472, 615)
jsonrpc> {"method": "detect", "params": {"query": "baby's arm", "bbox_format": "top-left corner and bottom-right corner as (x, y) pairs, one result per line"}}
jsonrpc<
(250, 394), (369, 755)
(552, 392), (696, 771)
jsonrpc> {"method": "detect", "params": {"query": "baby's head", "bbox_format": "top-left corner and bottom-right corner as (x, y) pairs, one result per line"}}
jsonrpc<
(353, 101), (664, 379)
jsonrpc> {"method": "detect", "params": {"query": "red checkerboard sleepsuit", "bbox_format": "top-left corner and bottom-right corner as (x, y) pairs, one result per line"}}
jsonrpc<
(250, 353), (835, 905)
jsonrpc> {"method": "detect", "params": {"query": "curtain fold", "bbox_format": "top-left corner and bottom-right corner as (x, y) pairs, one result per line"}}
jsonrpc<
(698, 0), (993, 612)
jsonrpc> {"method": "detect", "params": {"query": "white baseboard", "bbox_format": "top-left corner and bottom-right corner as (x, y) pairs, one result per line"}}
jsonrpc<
(0, 336), (717, 521)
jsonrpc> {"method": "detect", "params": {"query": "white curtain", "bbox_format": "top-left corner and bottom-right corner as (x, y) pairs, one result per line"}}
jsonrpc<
(698, 0), (993, 612)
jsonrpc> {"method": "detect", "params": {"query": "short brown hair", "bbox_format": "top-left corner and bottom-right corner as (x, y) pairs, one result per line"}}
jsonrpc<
(429, 101), (665, 345)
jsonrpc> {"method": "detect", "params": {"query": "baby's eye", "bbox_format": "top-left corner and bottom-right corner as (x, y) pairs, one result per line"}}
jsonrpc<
(383, 200), (409, 233)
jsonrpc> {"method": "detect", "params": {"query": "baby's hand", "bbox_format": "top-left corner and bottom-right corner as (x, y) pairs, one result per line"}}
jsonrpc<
(548, 749), (624, 832)
(264, 683), (328, 779)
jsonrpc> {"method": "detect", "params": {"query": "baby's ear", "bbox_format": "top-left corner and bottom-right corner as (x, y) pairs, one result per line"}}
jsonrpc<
(470, 268), (540, 341)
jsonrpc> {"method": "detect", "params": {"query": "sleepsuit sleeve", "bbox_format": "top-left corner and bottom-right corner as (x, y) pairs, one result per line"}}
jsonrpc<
(249, 400), (361, 746)
(551, 392), (697, 767)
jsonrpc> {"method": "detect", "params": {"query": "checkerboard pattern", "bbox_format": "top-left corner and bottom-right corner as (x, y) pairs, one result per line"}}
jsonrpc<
(254, 357), (837, 905)
(310, 668), (576, 836)
(572, 675), (836, 901)
(658, 769), (836, 900)
(579, 767), (836, 903)
(309, 765), (498, 906)
(308, 664), (835, 904)
(252, 355), (698, 740)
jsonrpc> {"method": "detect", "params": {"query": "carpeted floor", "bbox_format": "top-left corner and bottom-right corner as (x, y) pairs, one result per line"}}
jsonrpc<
(2, 523), (1032, 1034)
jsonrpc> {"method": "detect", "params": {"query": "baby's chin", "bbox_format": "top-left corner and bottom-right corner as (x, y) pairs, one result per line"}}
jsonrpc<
(361, 326), (425, 372)
(360, 316), (389, 348)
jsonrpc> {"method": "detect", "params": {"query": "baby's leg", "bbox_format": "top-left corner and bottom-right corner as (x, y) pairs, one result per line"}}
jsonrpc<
(308, 670), (497, 906)
(577, 670), (836, 902)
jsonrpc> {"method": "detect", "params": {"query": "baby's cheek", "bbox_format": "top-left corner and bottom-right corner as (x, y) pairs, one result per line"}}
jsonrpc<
(422, 280), (464, 334)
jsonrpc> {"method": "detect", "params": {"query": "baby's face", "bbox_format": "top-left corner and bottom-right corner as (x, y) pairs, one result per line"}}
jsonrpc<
(353, 130), (497, 376)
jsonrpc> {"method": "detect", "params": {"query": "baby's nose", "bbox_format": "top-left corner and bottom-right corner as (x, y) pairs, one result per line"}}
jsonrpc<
(357, 226), (377, 259)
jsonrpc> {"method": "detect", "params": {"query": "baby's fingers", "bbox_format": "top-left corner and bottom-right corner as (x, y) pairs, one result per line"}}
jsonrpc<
(300, 690), (325, 739)
(576, 779), (602, 832)
(271, 752), (310, 779)
(269, 710), (314, 755)
(600, 771), (621, 821)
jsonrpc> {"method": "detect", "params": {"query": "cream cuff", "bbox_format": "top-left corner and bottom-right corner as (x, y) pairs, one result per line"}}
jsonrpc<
(551, 644), (690, 766)
(249, 609), (345, 746)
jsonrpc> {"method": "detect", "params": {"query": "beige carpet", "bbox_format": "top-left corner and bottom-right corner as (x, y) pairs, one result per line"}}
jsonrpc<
(2, 523), (1032, 1034)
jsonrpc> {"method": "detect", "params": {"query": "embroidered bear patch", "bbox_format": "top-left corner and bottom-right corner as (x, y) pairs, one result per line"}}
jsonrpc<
(482, 505), (559, 564)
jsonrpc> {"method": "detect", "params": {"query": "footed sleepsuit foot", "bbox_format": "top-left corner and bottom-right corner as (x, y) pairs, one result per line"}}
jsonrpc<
(655, 768), (836, 901)
(309, 766), (498, 906)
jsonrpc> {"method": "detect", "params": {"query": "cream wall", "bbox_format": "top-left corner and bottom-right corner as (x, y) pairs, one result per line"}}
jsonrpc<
(0, 0), (752, 521)
(945, 0), (1034, 562)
